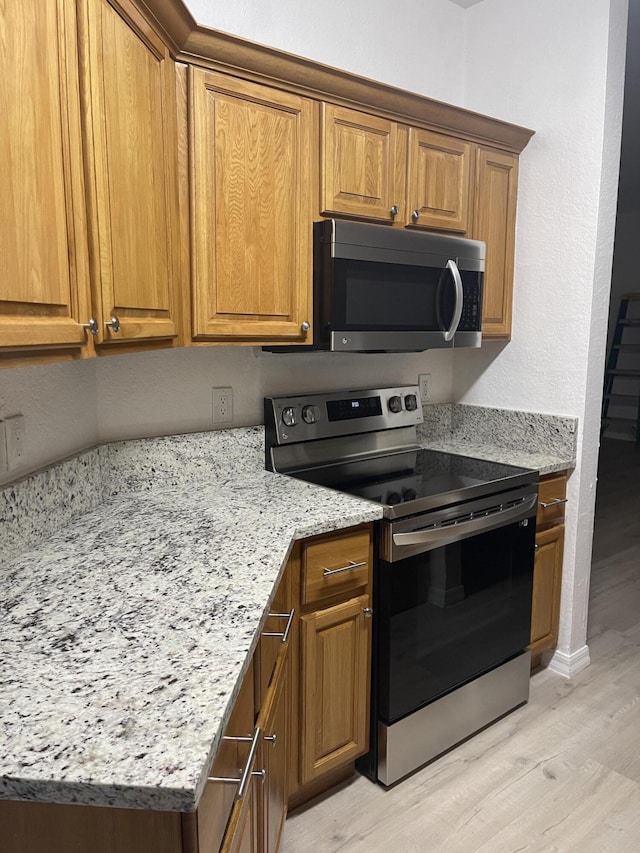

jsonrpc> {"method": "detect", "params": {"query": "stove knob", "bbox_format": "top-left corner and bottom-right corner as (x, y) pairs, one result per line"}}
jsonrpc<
(387, 491), (402, 505)
(404, 394), (418, 411)
(281, 406), (297, 428)
(388, 395), (403, 413)
(403, 488), (417, 502)
(302, 404), (319, 424)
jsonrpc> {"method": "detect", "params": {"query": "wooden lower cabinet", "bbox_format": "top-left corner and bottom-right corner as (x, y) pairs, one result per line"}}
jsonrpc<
(530, 524), (565, 659)
(299, 595), (371, 785)
(529, 472), (568, 667)
(0, 526), (373, 852)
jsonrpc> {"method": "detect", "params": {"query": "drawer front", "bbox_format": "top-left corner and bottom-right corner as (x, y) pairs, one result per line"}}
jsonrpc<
(302, 528), (370, 606)
(537, 474), (568, 528)
(197, 659), (255, 853)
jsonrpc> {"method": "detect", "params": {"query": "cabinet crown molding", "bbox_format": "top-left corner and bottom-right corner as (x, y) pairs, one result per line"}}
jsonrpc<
(141, 0), (534, 153)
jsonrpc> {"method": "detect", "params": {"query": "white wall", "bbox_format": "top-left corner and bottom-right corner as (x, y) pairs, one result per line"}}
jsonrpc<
(186, 0), (467, 107)
(455, 0), (628, 672)
(95, 347), (452, 442)
(0, 360), (98, 486)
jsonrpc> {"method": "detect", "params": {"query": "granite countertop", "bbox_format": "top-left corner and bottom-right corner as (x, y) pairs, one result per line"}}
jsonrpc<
(418, 437), (572, 475)
(0, 468), (381, 813)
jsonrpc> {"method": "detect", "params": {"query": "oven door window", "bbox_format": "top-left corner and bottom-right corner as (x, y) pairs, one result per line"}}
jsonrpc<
(377, 516), (535, 725)
(332, 258), (481, 333)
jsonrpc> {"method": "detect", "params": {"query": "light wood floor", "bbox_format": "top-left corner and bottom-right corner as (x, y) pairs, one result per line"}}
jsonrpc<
(282, 439), (640, 852)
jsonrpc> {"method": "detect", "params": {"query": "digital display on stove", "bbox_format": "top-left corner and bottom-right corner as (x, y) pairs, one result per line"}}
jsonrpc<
(326, 396), (383, 421)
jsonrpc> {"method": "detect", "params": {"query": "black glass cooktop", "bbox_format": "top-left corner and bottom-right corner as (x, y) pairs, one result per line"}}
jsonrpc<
(288, 448), (537, 519)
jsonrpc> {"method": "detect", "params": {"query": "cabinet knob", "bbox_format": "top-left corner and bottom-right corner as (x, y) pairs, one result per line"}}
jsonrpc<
(301, 320), (310, 333)
(105, 315), (121, 333)
(82, 318), (99, 336)
(412, 209), (421, 221)
(264, 732), (277, 748)
(390, 205), (399, 217)
(363, 607), (373, 618)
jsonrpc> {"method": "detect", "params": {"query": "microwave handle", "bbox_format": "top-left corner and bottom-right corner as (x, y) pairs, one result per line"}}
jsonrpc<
(443, 260), (463, 342)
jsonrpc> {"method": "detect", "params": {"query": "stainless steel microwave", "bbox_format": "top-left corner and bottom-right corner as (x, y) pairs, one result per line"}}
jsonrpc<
(268, 219), (485, 353)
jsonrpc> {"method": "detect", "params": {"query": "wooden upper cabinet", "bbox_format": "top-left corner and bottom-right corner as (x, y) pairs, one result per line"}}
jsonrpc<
(190, 69), (313, 342)
(0, 0), (91, 353)
(473, 147), (518, 339)
(77, 0), (180, 346)
(406, 128), (472, 233)
(321, 104), (400, 222)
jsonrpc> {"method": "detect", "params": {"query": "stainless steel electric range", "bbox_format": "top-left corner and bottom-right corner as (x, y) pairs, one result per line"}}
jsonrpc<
(264, 385), (538, 786)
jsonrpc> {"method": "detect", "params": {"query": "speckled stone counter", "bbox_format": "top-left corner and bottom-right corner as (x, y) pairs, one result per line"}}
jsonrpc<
(418, 403), (577, 475)
(0, 406), (575, 814)
(0, 430), (381, 813)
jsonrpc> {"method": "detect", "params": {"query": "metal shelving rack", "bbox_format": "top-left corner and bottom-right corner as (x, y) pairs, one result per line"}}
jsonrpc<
(602, 292), (640, 444)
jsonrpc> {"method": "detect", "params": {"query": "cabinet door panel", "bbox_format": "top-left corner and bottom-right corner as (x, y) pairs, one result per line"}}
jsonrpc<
(79, 0), (179, 344)
(0, 0), (90, 350)
(321, 104), (398, 222)
(259, 643), (290, 853)
(473, 147), (518, 339)
(406, 129), (471, 233)
(300, 595), (370, 784)
(530, 524), (564, 651)
(191, 69), (313, 341)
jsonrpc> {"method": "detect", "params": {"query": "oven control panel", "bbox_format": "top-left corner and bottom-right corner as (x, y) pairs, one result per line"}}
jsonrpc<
(264, 385), (423, 447)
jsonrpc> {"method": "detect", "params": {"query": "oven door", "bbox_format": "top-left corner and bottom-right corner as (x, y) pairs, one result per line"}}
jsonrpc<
(376, 496), (536, 726)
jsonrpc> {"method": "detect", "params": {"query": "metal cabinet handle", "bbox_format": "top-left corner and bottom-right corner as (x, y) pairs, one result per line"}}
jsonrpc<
(363, 607), (373, 618)
(83, 318), (99, 336)
(105, 315), (121, 333)
(390, 205), (399, 217)
(412, 209), (421, 221)
(208, 726), (263, 798)
(322, 559), (367, 577)
(262, 608), (295, 644)
(301, 320), (310, 333)
(540, 497), (568, 509)
(264, 732), (277, 748)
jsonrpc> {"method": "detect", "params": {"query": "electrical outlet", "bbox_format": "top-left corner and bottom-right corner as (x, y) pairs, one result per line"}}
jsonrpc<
(212, 387), (233, 424)
(418, 373), (431, 402)
(5, 414), (26, 471)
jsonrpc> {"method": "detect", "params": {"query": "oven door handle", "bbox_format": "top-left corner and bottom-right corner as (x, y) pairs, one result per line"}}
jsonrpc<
(392, 493), (538, 549)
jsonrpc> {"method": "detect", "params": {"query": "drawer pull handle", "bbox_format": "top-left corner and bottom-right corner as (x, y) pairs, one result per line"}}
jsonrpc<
(262, 608), (295, 644)
(322, 559), (367, 577)
(208, 726), (263, 799)
(540, 497), (568, 509)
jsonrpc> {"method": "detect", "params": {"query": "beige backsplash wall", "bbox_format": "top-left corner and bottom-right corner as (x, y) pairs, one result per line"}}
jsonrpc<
(0, 345), (454, 486)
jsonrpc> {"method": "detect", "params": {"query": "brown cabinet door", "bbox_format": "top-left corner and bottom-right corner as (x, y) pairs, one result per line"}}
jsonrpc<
(259, 643), (290, 853)
(77, 0), (180, 345)
(190, 69), (313, 342)
(0, 0), (91, 352)
(321, 104), (399, 222)
(530, 524), (565, 653)
(405, 129), (472, 233)
(300, 594), (371, 784)
(473, 147), (518, 339)
(220, 774), (260, 853)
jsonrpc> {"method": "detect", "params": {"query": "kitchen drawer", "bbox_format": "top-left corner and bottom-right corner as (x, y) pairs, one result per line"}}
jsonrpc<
(537, 474), (568, 529)
(302, 528), (370, 606)
(197, 658), (255, 853)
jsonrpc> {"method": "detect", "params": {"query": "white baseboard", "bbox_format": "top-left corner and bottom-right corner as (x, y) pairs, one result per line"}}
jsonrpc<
(547, 645), (591, 678)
